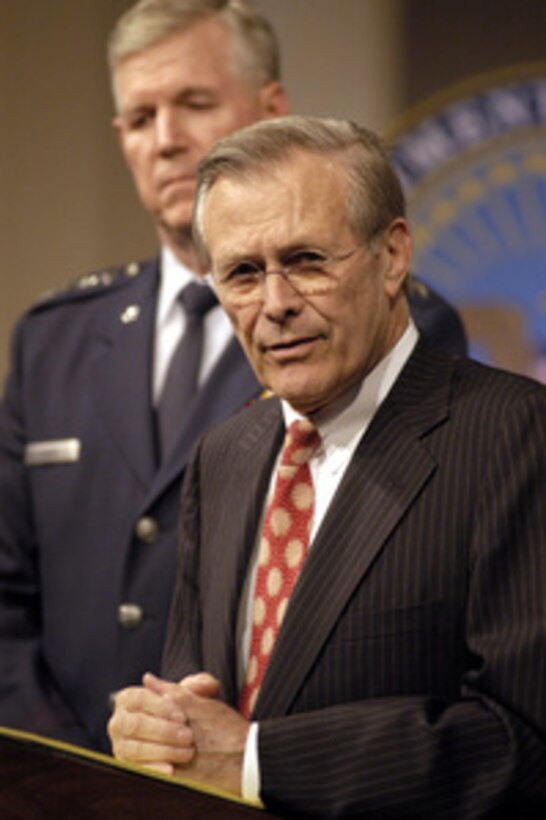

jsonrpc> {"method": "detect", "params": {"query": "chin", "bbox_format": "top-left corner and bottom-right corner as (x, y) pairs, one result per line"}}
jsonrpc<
(158, 196), (194, 227)
(271, 380), (327, 415)
(160, 214), (194, 241)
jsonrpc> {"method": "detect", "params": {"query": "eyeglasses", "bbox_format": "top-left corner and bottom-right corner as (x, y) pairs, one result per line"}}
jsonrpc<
(213, 247), (361, 307)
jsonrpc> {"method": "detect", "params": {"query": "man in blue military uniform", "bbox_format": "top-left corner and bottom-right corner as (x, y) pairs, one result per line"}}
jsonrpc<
(0, 0), (466, 752)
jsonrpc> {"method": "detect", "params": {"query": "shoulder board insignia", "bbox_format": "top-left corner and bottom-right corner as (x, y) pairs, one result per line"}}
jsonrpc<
(76, 270), (114, 289)
(28, 259), (148, 313)
(125, 261), (140, 277)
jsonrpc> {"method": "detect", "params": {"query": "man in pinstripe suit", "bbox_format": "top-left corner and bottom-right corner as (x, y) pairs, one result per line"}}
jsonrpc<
(109, 117), (546, 817)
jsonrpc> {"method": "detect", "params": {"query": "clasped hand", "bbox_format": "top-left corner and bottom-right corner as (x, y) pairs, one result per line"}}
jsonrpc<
(108, 671), (249, 796)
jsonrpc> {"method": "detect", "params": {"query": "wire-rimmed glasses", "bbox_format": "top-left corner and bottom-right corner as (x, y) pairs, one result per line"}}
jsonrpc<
(213, 247), (361, 307)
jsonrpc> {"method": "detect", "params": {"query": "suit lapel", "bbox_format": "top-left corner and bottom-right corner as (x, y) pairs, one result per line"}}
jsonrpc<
(206, 400), (285, 705)
(253, 342), (454, 719)
(92, 261), (159, 490)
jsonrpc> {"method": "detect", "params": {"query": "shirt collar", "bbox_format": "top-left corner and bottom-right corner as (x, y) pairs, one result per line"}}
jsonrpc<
(282, 320), (419, 452)
(157, 246), (198, 326)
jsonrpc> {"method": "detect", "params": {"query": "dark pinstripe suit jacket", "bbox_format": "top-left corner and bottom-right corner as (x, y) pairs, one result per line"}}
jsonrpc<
(163, 340), (546, 818)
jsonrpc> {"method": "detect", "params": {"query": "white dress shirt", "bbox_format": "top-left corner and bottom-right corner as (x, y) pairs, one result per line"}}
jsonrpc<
(241, 320), (420, 803)
(152, 246), (233, 404)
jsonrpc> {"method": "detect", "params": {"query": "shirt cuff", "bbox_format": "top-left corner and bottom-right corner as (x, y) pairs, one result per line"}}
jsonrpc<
(241, 721), (263, 806)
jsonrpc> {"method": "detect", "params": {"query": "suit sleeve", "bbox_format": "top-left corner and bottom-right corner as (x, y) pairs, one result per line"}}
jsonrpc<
(257, 386), (546, 818)
(161, 443), (203, 681)
(0, 317), (90, 746)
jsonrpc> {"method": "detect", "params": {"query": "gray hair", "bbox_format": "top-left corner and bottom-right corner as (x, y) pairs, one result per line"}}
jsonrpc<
(193, 115), (406, 265)
(108, 0), (280, 104)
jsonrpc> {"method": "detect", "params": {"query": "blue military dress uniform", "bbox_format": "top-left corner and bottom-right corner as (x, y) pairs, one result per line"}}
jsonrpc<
(0, 258), (260, 751)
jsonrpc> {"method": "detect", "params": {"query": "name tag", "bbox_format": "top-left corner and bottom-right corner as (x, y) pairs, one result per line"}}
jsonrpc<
(24, 438), (81, 466)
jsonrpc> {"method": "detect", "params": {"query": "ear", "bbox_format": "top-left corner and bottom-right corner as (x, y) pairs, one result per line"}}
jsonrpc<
(112, 115), (126, 148)
(112, 116), (134, 172)
(258, 81), (290, 120)
(382, 218), (413, 299)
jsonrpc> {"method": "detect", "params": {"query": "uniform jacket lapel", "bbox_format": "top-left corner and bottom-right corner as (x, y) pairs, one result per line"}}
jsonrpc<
(253, 341), (453, 719)
(92, 257), (260, 506)
(145, 335), (261, 507)
(92, 260), (159, 490)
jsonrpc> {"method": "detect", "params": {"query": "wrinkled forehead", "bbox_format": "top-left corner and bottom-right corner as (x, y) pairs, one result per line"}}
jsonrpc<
(201, 152), (355, 259)
(205, 149), (351, 220)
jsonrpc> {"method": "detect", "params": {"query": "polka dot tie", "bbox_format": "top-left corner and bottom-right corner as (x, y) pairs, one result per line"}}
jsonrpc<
(239, 418), (321, 718)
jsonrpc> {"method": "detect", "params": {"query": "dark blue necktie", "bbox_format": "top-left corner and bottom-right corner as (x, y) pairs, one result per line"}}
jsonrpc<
(158, 281), (218, 459)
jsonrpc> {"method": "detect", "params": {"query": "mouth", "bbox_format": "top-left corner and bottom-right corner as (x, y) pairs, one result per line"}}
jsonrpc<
(264, 336), (321, 362)
(160, 174), (195, 192)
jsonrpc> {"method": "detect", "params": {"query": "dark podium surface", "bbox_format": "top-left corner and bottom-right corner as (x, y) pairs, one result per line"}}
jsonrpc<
(0, 727), (283, 819)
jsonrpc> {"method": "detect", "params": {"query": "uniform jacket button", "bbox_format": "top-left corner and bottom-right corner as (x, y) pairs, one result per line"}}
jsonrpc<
(118, 603), (143, 629)
(135, 516), (159, 544)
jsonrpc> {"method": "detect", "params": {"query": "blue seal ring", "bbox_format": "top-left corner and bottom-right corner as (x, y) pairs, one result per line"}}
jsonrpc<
(389, 63), (546, 381)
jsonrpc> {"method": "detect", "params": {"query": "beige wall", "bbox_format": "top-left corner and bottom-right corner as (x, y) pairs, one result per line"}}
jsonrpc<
(2, 0), (546, 380)
(1, 0), (149, 380)
(259, 0), (404, 123)
(1, 0), (404, 380)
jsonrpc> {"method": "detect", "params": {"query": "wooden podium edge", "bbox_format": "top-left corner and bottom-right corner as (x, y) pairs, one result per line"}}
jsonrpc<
(0, 725), (263, 811)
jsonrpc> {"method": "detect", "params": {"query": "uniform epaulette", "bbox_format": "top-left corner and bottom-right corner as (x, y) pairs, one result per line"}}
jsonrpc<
(29, 261), (144, 311)
(406, 275), (430, 299)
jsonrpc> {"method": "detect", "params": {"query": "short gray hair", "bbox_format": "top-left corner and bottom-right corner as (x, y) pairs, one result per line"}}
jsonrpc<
(108, 0), (280, 102)
(193, 115), (406, 265)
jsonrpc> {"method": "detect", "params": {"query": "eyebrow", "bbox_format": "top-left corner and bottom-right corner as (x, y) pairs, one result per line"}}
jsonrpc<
(216, 252), (262, 273)
(216, 243), (329, 271)
(121, 85), (219, 114)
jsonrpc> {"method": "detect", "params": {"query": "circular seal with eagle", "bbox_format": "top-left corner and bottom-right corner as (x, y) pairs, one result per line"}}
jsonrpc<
(389, 62), (546, 382)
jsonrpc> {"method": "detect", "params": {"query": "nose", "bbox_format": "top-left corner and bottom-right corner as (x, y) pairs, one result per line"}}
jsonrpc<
(261, 270), (304, 323)
(154, 107), (187, 155)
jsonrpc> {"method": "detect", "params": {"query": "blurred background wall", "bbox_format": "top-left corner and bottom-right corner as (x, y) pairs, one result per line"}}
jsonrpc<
(2, 0), (546, 380)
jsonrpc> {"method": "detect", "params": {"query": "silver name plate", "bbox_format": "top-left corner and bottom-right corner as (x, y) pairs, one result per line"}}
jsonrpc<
(24, 438), (81, 466)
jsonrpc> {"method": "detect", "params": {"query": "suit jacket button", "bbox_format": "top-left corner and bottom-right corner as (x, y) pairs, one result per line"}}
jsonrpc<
(135, 516), (159, 544)
(118, 603), (143, 629)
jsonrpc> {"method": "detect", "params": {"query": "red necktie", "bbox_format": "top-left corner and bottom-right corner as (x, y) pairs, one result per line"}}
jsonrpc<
(239, 418), (321, 718)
